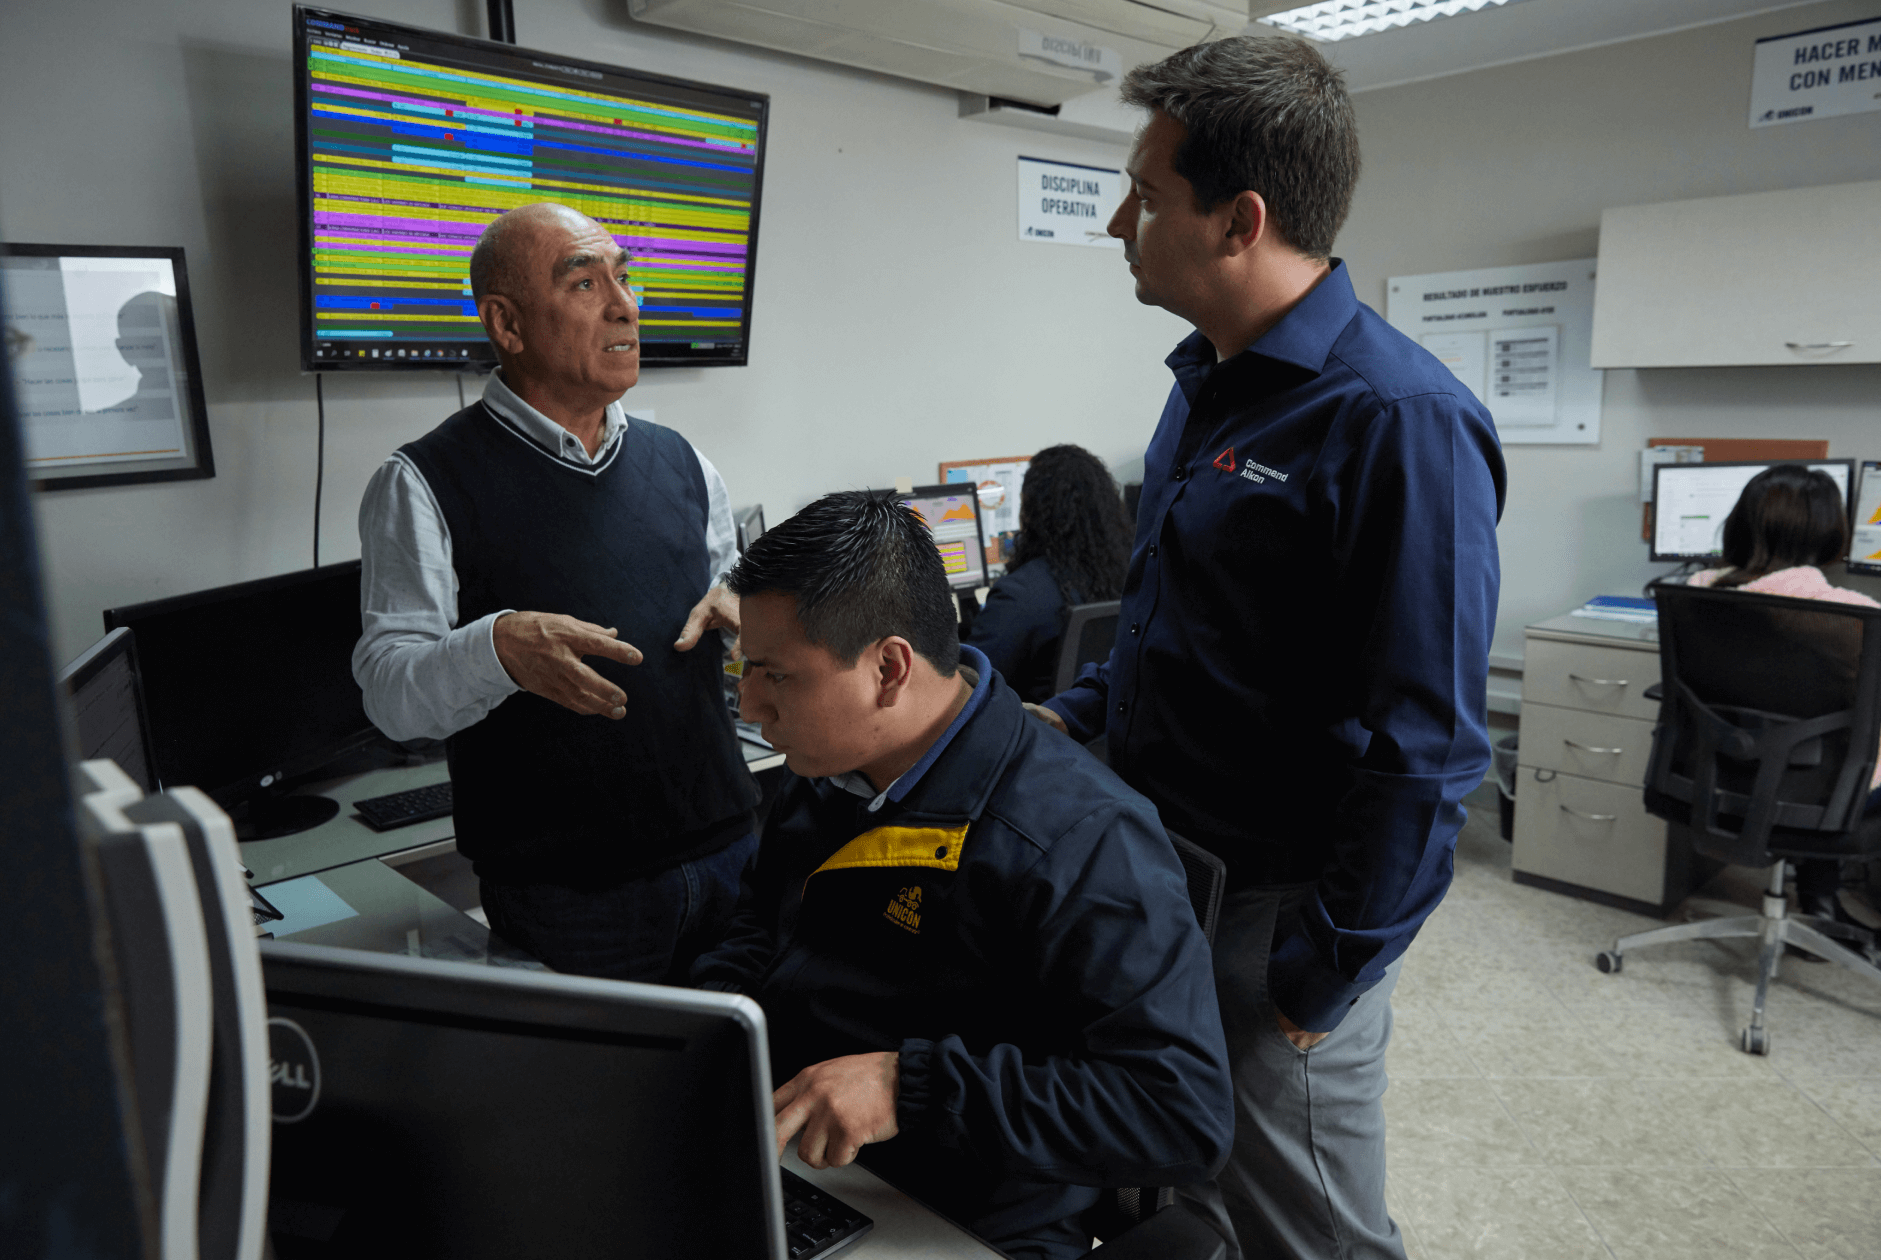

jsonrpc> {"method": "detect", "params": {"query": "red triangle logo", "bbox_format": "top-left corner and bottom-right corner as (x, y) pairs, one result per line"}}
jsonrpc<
(1212, 446), (1236, 472)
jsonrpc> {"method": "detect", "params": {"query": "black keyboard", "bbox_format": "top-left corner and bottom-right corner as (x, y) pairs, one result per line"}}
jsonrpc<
(781, 1167), (872, 1259)
(353, 781), (453, 831)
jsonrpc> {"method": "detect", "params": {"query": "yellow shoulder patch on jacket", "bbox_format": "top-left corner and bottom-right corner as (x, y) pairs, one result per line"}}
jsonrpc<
(810, 824), (969, 877)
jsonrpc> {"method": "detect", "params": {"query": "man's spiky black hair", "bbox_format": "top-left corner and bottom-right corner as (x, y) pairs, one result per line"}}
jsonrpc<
(728, 490), (961, 675)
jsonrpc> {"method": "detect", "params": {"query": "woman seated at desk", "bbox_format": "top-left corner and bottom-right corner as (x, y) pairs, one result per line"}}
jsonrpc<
(1688, 463), (1880, 929)
(966, 445), (1131, 702)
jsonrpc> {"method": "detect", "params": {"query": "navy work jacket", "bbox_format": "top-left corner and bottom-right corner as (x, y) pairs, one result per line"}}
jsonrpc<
(694, 648), (1232, 1255)
(1046, 262), (1506, 1032)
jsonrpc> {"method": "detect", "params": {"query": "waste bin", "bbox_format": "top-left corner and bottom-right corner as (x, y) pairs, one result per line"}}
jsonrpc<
(1493, 734), (1519, 841)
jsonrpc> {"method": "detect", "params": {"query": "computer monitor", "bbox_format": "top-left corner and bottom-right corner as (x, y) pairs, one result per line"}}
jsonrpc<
(292, 6), (769, 372)
(735, 503), (766, 554)
(102, 562), (378, 840)
(890, 484), (988, 591)
(1650, 460), (1855, 563)
(1850, 461), (1881, 576)
(59, 626), (160, 795)
(258, 940), (788, 1259)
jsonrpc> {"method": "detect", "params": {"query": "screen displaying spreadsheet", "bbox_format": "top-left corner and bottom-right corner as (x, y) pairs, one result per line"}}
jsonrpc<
(293, 7), (768, 371)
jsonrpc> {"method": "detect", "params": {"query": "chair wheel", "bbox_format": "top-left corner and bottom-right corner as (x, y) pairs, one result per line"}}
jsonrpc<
(1741, 1025), (1770, 1055)
(1595, 951), (1622, 974)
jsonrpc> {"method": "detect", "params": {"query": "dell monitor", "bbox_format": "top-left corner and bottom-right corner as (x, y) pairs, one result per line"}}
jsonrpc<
(258, 941), (870, 1259)
(1650, 460), (1854, 563)
(59, 626), (160, 795)
(293, 7), (768, 372)
(103, 562), (378, 840)
(889, 484), (988, 592)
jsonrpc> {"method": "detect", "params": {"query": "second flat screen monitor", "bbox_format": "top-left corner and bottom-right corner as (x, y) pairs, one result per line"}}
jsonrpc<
(898, 485), (987, 591)
(1651, 460), (1854, 563)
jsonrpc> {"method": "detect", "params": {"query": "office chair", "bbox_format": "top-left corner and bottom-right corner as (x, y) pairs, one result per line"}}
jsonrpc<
(1054, 600), (1123, 696)
(1594, 583), (1881, 1054)
(1086, 830), (1228, 1257)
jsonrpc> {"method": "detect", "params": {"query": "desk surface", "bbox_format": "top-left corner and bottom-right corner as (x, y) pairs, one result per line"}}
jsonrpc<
(242, 761), (456, 886)
(782, 1151), (1005, 1259)
(244, 740), (787, 886)
(1525, 610), (1660, 650)
(260, 854), (543, 968)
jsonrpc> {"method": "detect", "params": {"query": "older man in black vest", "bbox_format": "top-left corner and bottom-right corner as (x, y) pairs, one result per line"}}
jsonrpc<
(352, 202), (757, 982)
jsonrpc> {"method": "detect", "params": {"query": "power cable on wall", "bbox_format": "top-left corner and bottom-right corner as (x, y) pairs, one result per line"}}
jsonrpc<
(313, 373), (325, 567)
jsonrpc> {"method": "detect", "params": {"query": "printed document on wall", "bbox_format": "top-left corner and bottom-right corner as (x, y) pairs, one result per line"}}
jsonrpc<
(1385, 258), (1601, 446)
(1017, 157), (1121, 248)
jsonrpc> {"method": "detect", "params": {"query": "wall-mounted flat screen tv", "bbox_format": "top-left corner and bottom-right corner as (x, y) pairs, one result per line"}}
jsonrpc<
(293, 6), (768, 372)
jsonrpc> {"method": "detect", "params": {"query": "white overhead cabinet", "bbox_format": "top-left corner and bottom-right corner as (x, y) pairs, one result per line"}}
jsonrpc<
(1590, 179), (1881, 368)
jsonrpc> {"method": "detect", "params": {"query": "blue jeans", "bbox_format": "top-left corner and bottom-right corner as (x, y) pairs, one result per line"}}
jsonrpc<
(480, 832), (757, 984)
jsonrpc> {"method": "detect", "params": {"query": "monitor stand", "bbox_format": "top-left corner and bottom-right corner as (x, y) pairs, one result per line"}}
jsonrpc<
(232, 795), (341, 842)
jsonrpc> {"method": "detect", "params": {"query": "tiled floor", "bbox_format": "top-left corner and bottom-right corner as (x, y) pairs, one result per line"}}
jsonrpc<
(1384, 786), (1881, 1260)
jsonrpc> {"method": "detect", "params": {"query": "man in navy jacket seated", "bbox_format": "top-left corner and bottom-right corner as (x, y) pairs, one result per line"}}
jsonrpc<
(693, 491), (1232, 1260)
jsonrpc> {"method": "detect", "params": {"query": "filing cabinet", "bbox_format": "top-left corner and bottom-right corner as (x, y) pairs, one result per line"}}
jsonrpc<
(1511, 612), (1713, 916)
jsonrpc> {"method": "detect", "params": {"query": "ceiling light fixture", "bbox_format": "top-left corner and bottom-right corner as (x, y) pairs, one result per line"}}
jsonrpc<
(1257, 0), (1535, 43)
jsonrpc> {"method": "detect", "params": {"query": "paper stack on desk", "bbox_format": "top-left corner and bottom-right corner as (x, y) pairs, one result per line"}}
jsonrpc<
(1570, 595), (1658, 625)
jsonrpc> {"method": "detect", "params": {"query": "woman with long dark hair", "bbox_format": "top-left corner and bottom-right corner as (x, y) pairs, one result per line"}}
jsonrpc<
(966, 444), (1132, 702)
(1689, 464), (1879, 928)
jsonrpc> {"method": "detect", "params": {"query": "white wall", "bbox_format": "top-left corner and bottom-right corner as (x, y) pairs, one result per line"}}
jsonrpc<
(1337, 0), (1881, 656)
(11, 0), (1881, 668)
(0, 0), (1185, 664)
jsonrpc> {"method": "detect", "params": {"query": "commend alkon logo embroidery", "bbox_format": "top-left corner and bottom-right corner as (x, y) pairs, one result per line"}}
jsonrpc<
(884, 885), (922, 934)
(1212, 446), (1236, 472)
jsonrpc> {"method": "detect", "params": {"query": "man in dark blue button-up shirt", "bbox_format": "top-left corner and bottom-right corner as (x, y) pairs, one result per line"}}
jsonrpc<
(1036, 36), (1505, 1260)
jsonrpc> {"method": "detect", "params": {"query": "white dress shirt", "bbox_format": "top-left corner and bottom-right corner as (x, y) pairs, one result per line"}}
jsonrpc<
(352, 372), (738, 742)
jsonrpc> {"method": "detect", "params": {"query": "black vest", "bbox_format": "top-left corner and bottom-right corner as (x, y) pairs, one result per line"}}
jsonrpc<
(399, 403), (756, 886)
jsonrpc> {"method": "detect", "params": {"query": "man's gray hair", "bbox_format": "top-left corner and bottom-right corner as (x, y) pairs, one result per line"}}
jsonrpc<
(1121, 35), (1359, 259)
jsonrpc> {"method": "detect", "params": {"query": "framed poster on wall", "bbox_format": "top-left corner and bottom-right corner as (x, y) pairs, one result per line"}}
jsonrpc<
(0, 244), (214, 490)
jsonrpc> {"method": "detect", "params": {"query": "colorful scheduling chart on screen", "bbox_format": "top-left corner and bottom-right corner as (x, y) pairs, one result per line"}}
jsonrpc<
(298, 11), (764, 365)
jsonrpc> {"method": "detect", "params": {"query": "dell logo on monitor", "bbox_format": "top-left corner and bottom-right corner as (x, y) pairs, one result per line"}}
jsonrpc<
(268, 1017), (322, 1124)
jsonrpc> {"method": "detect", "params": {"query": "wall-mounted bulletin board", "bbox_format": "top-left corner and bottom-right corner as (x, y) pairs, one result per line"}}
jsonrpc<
(941, 455), (1029, 568)
(1385, 258), (1601, 446)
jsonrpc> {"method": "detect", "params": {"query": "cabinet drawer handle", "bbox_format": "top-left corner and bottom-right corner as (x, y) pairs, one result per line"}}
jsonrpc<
(1785, 341), (1853, 350)
(1564, 739), (1624, 755)
(1560, 804), (1619, 822)
(1569, 673), (1629, 687)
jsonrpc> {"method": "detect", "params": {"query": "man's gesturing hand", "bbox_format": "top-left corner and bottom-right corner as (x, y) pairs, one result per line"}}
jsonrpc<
(493, 611), (643, 718)
(772, 1051), (899, 1169)
(674, 585), (739, 654)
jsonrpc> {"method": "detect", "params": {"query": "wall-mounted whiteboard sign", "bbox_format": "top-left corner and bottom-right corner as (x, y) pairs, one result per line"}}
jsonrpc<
(1017, 157), (1121, 248)
(1385, 258), (1602, 446)
(1750, 16), (1881, 128)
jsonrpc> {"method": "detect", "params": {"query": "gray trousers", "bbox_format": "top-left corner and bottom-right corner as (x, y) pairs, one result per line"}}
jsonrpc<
(1178, 885), (1406, 1260)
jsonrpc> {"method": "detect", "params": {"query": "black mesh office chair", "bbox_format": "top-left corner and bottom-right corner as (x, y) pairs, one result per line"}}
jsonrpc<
(1086, 830), (1228, 1257)
(1054, 601), (1123, 696)
(1594, 583), (1881, 1054)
